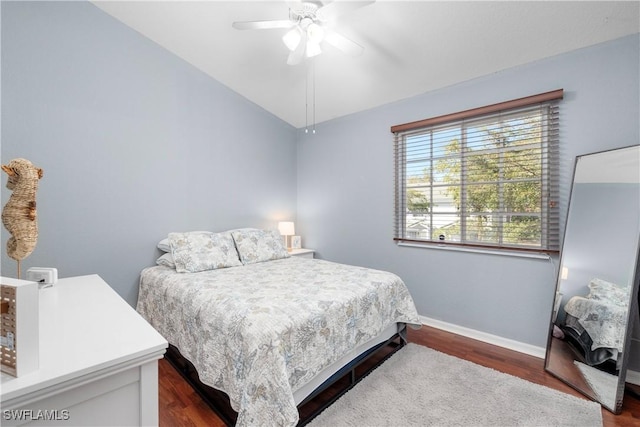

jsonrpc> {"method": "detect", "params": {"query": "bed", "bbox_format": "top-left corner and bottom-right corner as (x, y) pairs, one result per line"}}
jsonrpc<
(561, 278), (631, 368)
(137, 229), (421, 426)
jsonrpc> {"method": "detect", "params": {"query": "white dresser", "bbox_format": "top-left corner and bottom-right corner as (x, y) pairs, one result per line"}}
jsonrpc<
(1, 275), (167, 426)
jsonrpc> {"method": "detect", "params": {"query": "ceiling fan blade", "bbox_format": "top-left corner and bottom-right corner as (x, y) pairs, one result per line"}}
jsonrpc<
(324, 29), (364, 56)
(316, 0), (375, 22)
(232, 20), (293, 30)
(287, 31), (308, 65)
(286, 0), (302, 9)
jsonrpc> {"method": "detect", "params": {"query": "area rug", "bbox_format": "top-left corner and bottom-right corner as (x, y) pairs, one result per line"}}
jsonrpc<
(308, 343), (602, 427)
(575, 360), (618, 411)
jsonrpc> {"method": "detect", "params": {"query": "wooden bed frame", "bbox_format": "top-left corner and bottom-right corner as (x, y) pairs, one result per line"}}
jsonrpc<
(165, 325), (407, 426)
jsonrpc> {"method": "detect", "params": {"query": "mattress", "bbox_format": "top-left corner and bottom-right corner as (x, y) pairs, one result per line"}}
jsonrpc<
(137, 256), (420, 427)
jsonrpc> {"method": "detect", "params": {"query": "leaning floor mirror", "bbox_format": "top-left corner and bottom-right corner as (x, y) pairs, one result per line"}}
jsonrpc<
(545, 145), (640, 413)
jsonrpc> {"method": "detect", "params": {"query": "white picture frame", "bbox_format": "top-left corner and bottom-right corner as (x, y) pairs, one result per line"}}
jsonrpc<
(291, 235), (301, 249)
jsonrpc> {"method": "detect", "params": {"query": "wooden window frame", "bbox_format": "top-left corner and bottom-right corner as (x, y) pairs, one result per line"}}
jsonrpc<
(392, 90), (563, 254)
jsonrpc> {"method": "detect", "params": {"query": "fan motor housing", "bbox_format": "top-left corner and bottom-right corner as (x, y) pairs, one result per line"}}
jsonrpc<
(291, 2), (322, 21)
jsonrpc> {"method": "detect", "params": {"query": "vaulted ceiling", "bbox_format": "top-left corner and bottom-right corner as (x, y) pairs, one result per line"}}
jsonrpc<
(92, 1), (639, 128)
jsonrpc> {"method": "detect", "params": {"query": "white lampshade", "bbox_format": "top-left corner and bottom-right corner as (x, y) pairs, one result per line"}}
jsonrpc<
(306, 40), (322, 58)
(278, 221), (295, 236)
(282, 27), (301, 51)
(305, 23), (324, 58)
(306, 23), (324, 44)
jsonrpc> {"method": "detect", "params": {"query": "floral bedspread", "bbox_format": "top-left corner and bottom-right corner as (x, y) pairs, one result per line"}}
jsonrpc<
(136, 257), (420, 426)
(564, 296), (629, 351)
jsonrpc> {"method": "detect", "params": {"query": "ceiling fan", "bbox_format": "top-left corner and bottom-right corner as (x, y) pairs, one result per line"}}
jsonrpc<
(232, 1), (374, 65)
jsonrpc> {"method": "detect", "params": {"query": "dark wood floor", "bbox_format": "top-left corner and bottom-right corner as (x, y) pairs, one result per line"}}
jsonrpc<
(159, 325), (640, 426)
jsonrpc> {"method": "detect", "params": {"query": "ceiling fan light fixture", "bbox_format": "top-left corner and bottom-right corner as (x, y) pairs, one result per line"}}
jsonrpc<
(306, 40), (322, 58)
(235, 0), (374, 65)
(282, 27), (302, 51)
(306, 22), (325, 44)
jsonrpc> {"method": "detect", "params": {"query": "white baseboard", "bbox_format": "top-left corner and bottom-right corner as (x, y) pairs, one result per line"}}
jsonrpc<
(419, 315), (547, 359)
(418, 315), (640, 385)
(626, 369), (640, 386)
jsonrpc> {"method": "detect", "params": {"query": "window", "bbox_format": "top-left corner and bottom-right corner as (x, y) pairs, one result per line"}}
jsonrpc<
(392, 90), (562, 253)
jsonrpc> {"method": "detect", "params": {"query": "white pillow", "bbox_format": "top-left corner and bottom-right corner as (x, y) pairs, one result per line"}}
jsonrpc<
(156, 253), (176, 269)
(231, 228), (289, 265)
(157, 238), (171, 253)
(169, 231), (242, 273)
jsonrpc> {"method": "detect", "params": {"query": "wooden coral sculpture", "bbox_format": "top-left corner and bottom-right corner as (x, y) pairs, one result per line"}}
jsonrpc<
(2, 158), (43, 278)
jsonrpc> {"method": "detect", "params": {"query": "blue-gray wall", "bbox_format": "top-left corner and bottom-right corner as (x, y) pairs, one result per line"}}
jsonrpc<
(1, 1), (297, 304)
(296, 33), (640, 365)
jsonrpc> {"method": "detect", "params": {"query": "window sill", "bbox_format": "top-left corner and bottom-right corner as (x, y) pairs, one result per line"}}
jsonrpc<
(396, 241), (552, 260)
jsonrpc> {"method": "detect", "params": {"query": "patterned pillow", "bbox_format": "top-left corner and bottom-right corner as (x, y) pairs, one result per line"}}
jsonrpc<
(158, 230), (209, 253)
(231, 228), (290, 265)
(587, 278), (630, 307)
(168, 231), (242, 273)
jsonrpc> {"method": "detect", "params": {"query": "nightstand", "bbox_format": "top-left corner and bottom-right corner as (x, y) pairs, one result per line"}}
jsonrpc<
(289, 248), (315, 259)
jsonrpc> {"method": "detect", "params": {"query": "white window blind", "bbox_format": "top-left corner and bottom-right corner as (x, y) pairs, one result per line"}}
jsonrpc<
(392, 90), (562, 253)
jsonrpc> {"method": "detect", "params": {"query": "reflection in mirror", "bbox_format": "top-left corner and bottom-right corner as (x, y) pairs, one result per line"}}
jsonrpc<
(545, 145), (640, 413)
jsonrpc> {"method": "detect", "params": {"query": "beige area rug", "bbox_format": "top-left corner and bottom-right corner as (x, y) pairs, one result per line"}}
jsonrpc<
(308, 343), (602, 427)
(575, 360), (619, 411)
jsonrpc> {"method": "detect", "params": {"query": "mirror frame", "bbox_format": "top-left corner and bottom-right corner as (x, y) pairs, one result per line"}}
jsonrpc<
(544, 145), (640, 413)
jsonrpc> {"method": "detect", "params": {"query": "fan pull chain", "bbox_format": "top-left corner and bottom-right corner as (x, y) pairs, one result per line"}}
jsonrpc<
(312, 59), (316, 134)
(304, 59), (317, 135)
(305, 62), (309, 133)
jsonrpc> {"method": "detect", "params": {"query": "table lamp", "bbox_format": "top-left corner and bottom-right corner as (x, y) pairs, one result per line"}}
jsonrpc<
(278, 221), (295, 252)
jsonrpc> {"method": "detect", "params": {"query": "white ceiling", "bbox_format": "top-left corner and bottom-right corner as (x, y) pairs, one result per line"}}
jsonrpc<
(92, 1), (639, 129)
